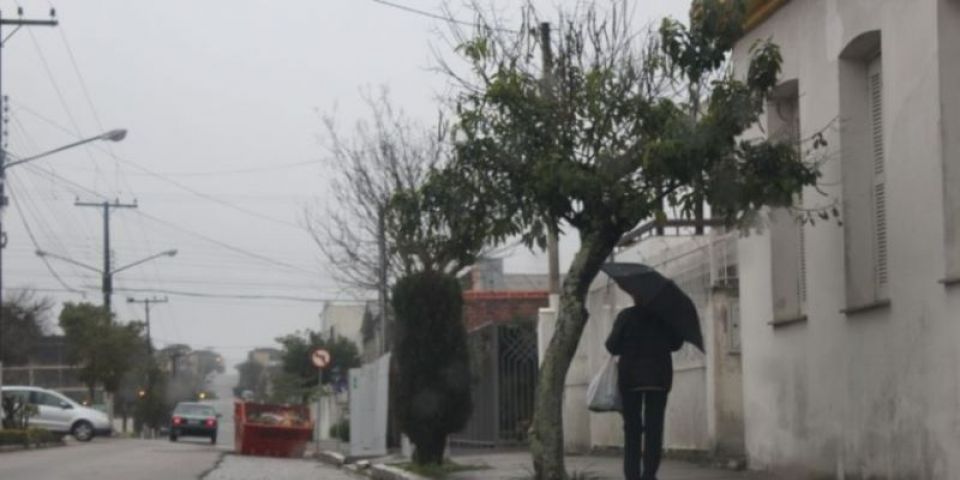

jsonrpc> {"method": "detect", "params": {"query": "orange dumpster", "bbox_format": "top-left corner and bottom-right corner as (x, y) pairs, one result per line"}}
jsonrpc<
(234, 400), (313, 458)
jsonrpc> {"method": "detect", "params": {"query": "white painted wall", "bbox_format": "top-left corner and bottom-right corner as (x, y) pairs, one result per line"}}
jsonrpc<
(539, 233), (743, 456)
(324, 303), (367, 351)
(734, 0), (960, 477)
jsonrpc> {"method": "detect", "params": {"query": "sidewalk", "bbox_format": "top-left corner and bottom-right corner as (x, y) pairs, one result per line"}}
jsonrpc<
(443, 450), (770, 480)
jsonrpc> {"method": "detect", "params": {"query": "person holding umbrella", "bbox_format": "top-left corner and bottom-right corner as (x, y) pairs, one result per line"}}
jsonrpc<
(602, 263), (704, 480)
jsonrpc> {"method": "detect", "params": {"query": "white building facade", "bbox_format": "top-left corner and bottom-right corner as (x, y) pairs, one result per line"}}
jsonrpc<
(540, 231), (746, 458)
(734, 0), (960, 477)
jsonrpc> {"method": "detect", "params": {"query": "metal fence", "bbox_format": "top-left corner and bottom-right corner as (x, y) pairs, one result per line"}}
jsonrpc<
(453, 321), (539, 447)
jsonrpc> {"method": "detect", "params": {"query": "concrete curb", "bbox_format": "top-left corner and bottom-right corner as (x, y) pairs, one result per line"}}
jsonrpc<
(370, 463), (431, 480)
(316, 449), (347, 467)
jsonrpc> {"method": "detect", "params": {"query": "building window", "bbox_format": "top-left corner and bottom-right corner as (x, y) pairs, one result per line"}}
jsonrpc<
(768, 80), (807, 325)
(839, 30), (889, 312)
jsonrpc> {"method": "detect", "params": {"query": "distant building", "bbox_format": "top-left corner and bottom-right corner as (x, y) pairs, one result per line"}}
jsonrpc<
(322, 303), (367, 353)
(247, 347), (282, 368)
(1, 335), (104, 404)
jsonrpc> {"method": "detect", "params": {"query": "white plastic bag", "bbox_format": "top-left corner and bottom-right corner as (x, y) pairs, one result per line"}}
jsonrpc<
(586, 356), (621, 412)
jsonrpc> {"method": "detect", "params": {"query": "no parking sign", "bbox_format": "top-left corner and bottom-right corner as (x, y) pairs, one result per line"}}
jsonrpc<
(311, 348), (331, 369)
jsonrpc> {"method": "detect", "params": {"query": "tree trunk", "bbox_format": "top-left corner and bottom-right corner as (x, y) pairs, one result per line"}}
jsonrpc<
(530, 226), (622, 480)
(413, 432), (446, 465)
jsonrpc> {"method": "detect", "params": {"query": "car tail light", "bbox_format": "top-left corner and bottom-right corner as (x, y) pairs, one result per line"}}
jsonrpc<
(172, 416), (183, 425)
(205, 418), (216, 427)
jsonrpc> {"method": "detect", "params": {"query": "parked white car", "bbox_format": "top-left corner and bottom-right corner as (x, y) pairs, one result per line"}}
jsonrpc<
(0, 386), (112, 441)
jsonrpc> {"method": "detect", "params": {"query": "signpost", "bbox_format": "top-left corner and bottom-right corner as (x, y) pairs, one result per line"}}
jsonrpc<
(311, 348), (331, 369)
(311, 348), (331, 449)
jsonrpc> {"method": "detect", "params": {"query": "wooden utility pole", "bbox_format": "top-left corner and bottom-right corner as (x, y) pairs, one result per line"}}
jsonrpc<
(377, 205), (388, 354)
(540, 22), (561, 294)
(127, 296), (168, 354)
(75, 199), (137, 314)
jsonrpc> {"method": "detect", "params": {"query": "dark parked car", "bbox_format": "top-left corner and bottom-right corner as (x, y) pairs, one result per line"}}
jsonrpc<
(169, 402), (219, 444)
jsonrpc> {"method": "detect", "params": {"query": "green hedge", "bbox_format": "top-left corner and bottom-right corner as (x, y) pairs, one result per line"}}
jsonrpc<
(0, 428), (62, 447)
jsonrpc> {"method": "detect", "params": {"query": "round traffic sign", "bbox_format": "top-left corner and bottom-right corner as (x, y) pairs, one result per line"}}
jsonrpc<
(311, 348), (331, 368)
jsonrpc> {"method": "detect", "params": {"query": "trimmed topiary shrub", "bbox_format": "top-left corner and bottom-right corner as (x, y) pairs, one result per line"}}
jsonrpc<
(392, 271), (472, 465)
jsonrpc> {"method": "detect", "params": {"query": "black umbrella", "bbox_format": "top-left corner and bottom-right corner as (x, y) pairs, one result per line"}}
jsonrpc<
(600, 262), (705, 352)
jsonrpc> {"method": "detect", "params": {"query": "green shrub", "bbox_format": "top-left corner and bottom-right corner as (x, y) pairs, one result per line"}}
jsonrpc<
(0, 429), (26, 446)
(393, 272), (472, 466)
(329, 418), (350, 442)
(0, 428), (61, 447)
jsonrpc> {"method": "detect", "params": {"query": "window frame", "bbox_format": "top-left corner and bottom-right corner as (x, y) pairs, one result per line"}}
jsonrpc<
(838, 30), (891, 315)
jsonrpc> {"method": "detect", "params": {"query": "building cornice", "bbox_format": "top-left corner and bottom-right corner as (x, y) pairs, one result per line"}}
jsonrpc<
(745, 0), (790, 32)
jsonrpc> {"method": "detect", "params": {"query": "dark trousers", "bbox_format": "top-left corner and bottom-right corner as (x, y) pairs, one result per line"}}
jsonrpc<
(620, 389), (668, 480)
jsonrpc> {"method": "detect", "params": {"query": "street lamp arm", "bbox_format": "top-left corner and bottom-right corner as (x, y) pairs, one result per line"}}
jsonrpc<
(4, 129), (127, 170)
(109, 249), (177, 275)
(35, 250), (101, 273)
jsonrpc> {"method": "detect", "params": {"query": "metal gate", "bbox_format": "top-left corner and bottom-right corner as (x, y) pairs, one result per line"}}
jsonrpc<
(453, 321), (539, 447)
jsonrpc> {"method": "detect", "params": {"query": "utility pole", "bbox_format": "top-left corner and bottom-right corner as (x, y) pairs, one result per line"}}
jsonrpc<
(377, 205), (388, 355)
(75, 199), (137, 314)
(127, 296), (168, 355)
(0, 8), (58, 429)
(540, 22), (561, 295)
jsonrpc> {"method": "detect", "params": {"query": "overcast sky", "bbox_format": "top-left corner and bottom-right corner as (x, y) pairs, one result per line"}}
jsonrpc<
(2, 0), (690, 365)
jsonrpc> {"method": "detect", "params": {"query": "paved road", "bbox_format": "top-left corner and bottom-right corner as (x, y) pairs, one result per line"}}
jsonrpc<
(206, 454), (358, 480)
(0, 436), (359, 480)
(0, 437), (222, 480)
(199, 372), (238, 452)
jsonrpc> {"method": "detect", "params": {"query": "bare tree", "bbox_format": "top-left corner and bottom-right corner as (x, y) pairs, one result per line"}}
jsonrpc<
(310, 89), (445, 293)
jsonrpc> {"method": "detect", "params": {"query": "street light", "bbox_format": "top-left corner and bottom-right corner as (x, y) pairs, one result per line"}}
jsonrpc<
(3, 129), (127, 170)
(0, 129), (128, 428)
(35, 248), (177, 313)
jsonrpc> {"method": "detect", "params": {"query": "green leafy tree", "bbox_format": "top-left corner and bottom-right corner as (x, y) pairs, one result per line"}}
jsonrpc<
(276, 331), (361, 403)
(0, 291), (52, 366)
(234, 360), (267, 400)
(59, 303), (145, 403)
(446, 1), (823, 477)
(391, 272), (471, 466)
(132, 363), (170, 433)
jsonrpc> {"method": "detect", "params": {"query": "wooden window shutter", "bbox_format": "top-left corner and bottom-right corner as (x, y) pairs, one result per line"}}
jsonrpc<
(868, 56), (888, 290)
(799, 221), (808, 305)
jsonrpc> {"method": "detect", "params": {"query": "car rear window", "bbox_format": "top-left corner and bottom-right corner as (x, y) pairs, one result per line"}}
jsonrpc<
(175, 404), (215, 416)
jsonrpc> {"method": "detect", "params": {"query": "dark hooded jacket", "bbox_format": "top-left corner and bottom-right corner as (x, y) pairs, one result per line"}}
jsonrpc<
(604, 305), (684, 391)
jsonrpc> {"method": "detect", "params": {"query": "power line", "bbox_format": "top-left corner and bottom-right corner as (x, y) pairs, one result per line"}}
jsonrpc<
(55, 22), (130, 198)
(117, 159), (323, 178)
(370, 0), (519, 33)
(14, 161), (321, 276)
(13, 102), (309, 231)
(7, 167), (92, 283)
(106, 287), (336, 303)
(10, 113), (99, 250)
(25, 27), (103, 183)
(135, 210), (318, 275)
(115, 159), (307, 231)
(7, 268), (333, 291)
(4, 179), (85, 295)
